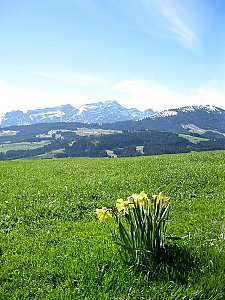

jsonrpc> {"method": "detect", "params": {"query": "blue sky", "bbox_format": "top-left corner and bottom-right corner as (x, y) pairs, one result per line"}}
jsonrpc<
(0, 0), (225, 115)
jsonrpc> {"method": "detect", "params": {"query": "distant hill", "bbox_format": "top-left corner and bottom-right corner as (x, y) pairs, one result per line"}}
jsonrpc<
(0, 100), (154, 127)
(2, 102), (225, 139)
(1, 104), (225, 160)
(103, 105), (225, 136)
(1, 121), (225, 160)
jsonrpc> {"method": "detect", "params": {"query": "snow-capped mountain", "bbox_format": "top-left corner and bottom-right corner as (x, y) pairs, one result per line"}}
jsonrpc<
(1, 102), (225, 135)
(0, 100), (154, 127)
(106, 105), (225, 134)
(0, 104), (77, 127)
(146, 105), (225, 133)
(71, 100), (153, 123)
(149, 105), (222, 119)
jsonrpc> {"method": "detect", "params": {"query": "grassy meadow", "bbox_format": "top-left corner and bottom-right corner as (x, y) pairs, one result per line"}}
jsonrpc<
(0, 141), (51, 154)
(0, 151), (225, 299)
(178, 134), (209, 144)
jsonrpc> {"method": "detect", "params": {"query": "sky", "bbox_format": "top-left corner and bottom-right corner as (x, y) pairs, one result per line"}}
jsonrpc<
(0, 0), (225, 116)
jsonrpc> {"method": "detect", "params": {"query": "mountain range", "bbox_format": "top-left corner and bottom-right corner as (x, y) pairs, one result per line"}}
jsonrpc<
(1, 101), (225, 138)
(0, 100), (154, 127)
(1, 102), (225, 160)
(103, 104), (225, 135)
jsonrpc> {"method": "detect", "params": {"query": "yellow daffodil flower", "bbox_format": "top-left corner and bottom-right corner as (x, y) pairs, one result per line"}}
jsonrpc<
(116, 198), (129, 213)
(126, 196), (135, 208)
(153, 192), (170, 207)
(96, 207), (113, 222)
(140, 191), (148, 199)
(130, 192), (149, 207)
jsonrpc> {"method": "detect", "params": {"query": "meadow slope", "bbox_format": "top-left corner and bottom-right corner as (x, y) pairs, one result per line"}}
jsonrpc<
(1, 151), (225, 299)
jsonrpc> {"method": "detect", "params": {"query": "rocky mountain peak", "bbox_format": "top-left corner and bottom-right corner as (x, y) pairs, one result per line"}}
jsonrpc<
(0, 100), (153, 127)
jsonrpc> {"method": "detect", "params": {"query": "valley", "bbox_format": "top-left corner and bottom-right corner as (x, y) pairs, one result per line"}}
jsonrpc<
(1, 103), (225, 160)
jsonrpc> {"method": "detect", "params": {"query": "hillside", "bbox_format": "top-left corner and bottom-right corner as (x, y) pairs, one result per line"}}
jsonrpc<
(1, 122), (225, 160)
(1, 104), (225, 160)
(2, 103), (225, 138)
(102, 105), (225, 135)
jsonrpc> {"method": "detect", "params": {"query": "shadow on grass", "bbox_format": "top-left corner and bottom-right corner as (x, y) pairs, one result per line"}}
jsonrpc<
(135, 243), (199, 285)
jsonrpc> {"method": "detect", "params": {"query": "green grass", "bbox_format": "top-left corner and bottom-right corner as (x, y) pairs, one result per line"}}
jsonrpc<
(75, 128), (122, 136)
(182, 124), (225, 137)
(1, 151), (225, 299)
(18, 149), (65, 160)
(179, 134), (209, 144)
(182, 124), (207, 134)
(0, 141), (51, 153)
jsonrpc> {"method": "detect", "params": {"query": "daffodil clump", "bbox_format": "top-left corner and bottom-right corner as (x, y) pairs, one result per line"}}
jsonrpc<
(96, 191), (170, 267)
(96, 207), (113, 222)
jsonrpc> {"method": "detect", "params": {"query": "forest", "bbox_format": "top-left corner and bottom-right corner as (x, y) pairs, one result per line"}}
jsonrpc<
(1, 127), (225, 160)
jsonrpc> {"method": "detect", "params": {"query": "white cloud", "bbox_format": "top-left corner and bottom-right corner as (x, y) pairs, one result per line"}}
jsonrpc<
(113, 79), (225, 111)
(140, 0), (201, 52)
(0, 80), (93, 116)
(0, 70), (109, 116)
(155, 0), (199, 50)
(194, 86), (225, 108)
(1, 78), (225, 117)
(113, 79), (186, 111)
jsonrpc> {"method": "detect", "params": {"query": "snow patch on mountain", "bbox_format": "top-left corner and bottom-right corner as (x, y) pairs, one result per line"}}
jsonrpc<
(76, 105), (86, 116)
(30, 110), (65, 120)
(199, 105), (221, 113)
(178, 105), (221, 113)
(149, 105), (222, 120)
(0, 116), (5, 123)
(150, 110), (178, 118)
(180, 107), (196, 113)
